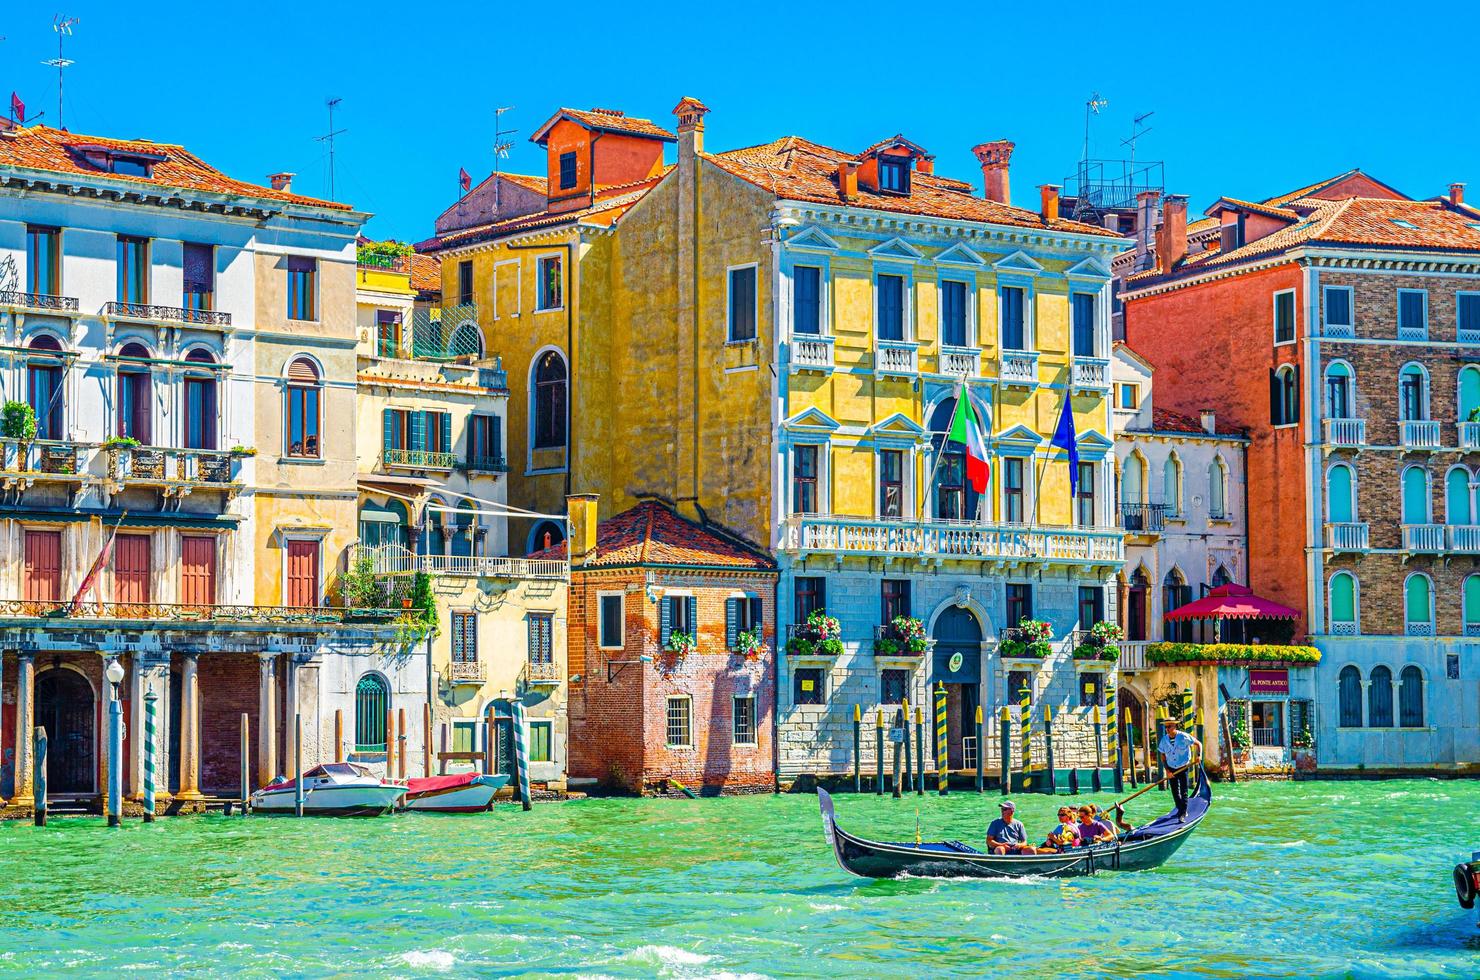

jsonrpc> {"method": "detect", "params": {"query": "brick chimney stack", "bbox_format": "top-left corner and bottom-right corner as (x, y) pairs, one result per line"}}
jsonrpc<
(567, 493), (600, 567)
(1451, 182), (1466, 206)
(916, 155), (935, 175)
(268, 172), (295, 192)
(672, 97), (709, 162)
(1039, 184), (1061, 224)
(972, 140), (1015, 205)
(838, 160), (859, 201)
(1156, 194), (1189, 273)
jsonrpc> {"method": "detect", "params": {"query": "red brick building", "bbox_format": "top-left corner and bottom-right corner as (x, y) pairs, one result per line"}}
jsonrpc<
(556, 496), (777, 794)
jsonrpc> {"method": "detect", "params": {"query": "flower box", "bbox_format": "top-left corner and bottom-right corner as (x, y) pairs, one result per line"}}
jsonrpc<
(874, 616), (928, 656)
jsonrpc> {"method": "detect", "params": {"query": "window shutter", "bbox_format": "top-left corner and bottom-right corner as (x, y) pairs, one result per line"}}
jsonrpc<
(440, 412), (452, 455)
(749, 597), (763, 636)
(660, 597), (672, 647)
(726, 598), (738, 649)
(491, 415), (503, 457)
(1292, 367), (1301, 425)
(687, 596), (698, 637)
(1268, 369), (1279, 424)
(383, 408), (394, 452)
(411, 411), (427, 452)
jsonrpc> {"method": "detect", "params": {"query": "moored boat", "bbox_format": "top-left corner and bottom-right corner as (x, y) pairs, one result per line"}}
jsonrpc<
(818, 768), (1212, 879)
(404, 772), (509, 813)
(250, 762), (406, 817)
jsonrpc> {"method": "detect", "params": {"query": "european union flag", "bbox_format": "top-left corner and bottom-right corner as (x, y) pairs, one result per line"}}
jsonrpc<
(1051, 396), (1080, 498)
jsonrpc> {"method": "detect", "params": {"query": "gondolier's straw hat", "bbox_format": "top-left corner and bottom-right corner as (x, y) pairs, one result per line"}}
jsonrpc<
(1000, 800), (1015, 811)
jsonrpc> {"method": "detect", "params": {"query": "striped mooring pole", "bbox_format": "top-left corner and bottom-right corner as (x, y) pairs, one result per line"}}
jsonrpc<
(1182, 688), (1195, 733)
(143, 689), (158, 823)
(901, 698), (912, 797)
(33, 726), (47, 827)
(1107, 671), (1122, 792)
(511, 699), (532, 811)
(1125, 707), (1138, 788)
(1042, 704), (1056, 796)
(998, 706), (1011, 795)
(974, 703), (984, 793)
(914, 705), (924, 797)
(934, 682), (948, 796)
(1018, 682), (1032, 792)
(874, 709), (884, 795)
(852, 705), (861, 794)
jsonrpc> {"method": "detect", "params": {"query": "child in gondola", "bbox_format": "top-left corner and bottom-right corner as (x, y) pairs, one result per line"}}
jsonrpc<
(1040, 806), (1082, 851)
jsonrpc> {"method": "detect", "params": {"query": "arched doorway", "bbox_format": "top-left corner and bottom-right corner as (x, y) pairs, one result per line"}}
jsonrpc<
(35, 669), (95, 794)
(932, 606), (982, 770)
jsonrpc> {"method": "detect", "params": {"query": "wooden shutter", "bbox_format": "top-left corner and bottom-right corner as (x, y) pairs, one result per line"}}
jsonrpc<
(286, 539), (319, 607)
(113, 533), (152, 605)
(180, 535), (217, 606)
(725, 598), (738, 649)
(1292, 366), (1301, 425)
(660, 597), (673, 647)
(439, 412), (452, 454)
(491, 415), (502, 457)
(749, 597), (763, 636)
(1268, 369), (1279, 424)
(411, 411), (427, 452)
(382, 408), (395, 452)
(286, 357), (318, 383)
(686, 596), (698, 636)
(23, 530), (62, 602)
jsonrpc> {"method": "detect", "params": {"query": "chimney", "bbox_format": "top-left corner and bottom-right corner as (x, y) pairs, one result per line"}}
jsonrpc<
(672, 96), (709, 161)
(1200, 409), (1216, 435)
(838, 160), (859, 201)
(268, 172), (295, 192)
(915, 155), (935, 176)
(1451, 182), (1466, 206)
(1156, 194), (1189, 273)
(972, 140), (1015, 205)
(1135, 190), (1161, 272)
(1039, 184), (1061, 224)
(567, 493), (599, 567)
(1102, 213), (1120, 234)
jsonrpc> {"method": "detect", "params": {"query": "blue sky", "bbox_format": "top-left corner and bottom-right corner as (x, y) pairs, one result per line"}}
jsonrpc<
(4, 1), (1478, 241)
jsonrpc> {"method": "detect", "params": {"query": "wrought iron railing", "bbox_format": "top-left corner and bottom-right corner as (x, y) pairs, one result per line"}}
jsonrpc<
(1250, 726), (1283, 748)
(102, 301), (231, 327)
(0, 289), (79, 312)
(524, 660), (561, 685)
(382, 448), (456, 470)
(448, 660), (487, 684)
(357, 253), (411, 273)
(781, 514), (1123, 564)
(0, 599), (396, 625)
(464, 455), (509, 473)
(1118, 502), (1167, 534)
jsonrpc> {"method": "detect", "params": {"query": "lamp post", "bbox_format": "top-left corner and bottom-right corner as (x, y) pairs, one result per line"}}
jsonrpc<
(105, 657), (125, 828)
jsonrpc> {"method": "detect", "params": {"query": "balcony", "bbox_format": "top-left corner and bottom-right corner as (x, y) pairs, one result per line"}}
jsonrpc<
(1325, 522), (1369, 551)
(999, 350), (1039, 388)
(463, 455), (509, 474)
(0, 438), (84, 480)
(422, 554), (569, 581)
(1400, 420), (1442, 450)
(524, 660), (561, 687)
(382, 448), (456, 471)
(1462, 328), (1480, 346)
(790, 335), (834, 372)
(1117, 640), (1152, 671)
(1324, 418), (1366, 448)
(0, 599), (362, 627)
(108, 446), (241, 490)
(448, 660), (487, 686)
(780, 514), (1123, 566)
(1401, 523), (1445, 553)
(374, 305), (481, 362)
(102, 301), (231, 328)
(0, 289), (79, 313)
(875, 340), (919, 378)
(1450, 525), (1480, 553)
(1070, 356), (1111, 392)
(1118, 502), (1167, 535)
(1460, 422), (1480, 450)
(940, 345), (981, 377)
(1323, 320), (1354, 339)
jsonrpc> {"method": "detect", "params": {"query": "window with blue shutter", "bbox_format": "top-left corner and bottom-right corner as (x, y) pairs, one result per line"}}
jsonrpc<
(726, 598), (739, 649)
(1001, 286), (1026, 350)
(877, 274), (904, 341)
(794, 266), (821, 335)
(439, 412), (452, 455)
(659, 597), (673, 648)
(382, 408), (395, 452)
(410, 411), (427, 453)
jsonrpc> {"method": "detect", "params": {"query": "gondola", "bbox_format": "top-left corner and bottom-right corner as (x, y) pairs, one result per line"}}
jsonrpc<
(818, 768), (1212, 879)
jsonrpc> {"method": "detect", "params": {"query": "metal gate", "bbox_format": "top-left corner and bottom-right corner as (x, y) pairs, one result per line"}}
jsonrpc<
(355, 674), (389, 752)
(35, 670), (95, 794)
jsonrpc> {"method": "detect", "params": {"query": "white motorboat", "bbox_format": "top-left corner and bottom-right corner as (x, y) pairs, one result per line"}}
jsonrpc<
(403, 772), (510, 813)
(250, 762), (406, 817)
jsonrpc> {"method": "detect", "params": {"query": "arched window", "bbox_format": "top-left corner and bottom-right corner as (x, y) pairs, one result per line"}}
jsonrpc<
(1212, 565), (1233, 588)
(1446, 467), (1474, 525)
(1338, 665), (1363, 728)
(529, 520), (564, 556)
(532, 351), (567, 450)
(354, 673), (390, 753)
(928, 396), (984, 521)
(1367, 665), (1394, 728)
(183, 348), (218, 450)
(1399, 363), (1428, 421)
(1460, 366), (1480, 425)
(1162, 568), (1191, 642)
(1162, 454), (1182, 516)
(422, 498), (446, 557)
(1404, 573), (1433, 635)
(1126, 566), (1151, 641)
(1208, 458), (1227, 519)
(1328, 571), (1357, 634)
(359, 499), (409, 552)
(1325, 361), (1352, 419)
(1401, 466), (1430, 525)
(1271, 365), (1298, 425)
(1121, 452), (1144, 505)
(1327, 464), (1355, 524)
(116, 341), (153, 444)
(1466, 575), (1480, 637)
(285, 357), (322, 459)
(450, 322), (483, 359)
(27, 334), (66, 441)
(1399, 666), (1424, 728)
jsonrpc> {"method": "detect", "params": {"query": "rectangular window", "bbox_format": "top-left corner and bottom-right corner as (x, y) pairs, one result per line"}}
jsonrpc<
(1071, 293), (1097, 356)
(528, 720), (553, 763)
(733, 696), (756, 745)
(1079, 672), (1105, 707)
(794, 266), (822, 335)
(598, 594), (624, 649)
(452, 611), (477, 662)
(536, 255), (563, 311)
(375, 309), (402, 356)
(558, 151), (578, 190)
(457, 260), (473, 307)
(23, 530), (62, 603)
(183, 242), (214, 311)
(1007, 670), (1032, 701)
(1461, 293), (1480, 340)
(935, 451), (965, 521)
(528, 613), (554, 664)
(1076, 463), (1096, 527)
(285, 539), (319, 607)
(879, 449), (904, 519)
(1001, 286), (1026, 350)
(795, 577), (825, 622)
(117, 363), (152, 443)
(1078, 585), (1104, 626)
(876, 274), (905, 341)
(794, 667), (825, 706)
(1003, 458), (1025, 523)
(1118, 383), (1140, 410)
(878, 157), (909, 194)
(26, 225), (60, 296)
(1398, 289), (1427, 338)
(880, 668), (910, 705)
(1273, 289), (1296, 344)
(941, 280), (968, 347)
(116, 235), (149, 305)
(881, 579), (910, 624)
(668, 595), (695, 635)
(113, 533), (152, 605)
(469, 414), (503, 468)
(793, 445), (819, 514)
(1006, 583), (1032, 627)
(287, 256), (316, 320)
(180, 535), (217, 606)
(1324, 286), (1353, 333)
(666, 696), (693, 747)
(728, 266), (757, 342)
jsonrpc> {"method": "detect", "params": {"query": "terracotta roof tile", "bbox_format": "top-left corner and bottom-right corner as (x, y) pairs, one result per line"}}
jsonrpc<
(532, 108), (676, 145)
(417, 176), (664, 252)
(531, 500), (775, 570)
(1150, 407), (1243, 437)
(0, 125), (352, 211)
(408, 252), (441, 293)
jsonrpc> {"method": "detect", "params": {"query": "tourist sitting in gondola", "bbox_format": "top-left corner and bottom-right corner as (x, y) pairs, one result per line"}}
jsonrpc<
(986, 800), (1039, 855)
(1040, 807), (1082, 851)
(1075, 804), (1117, 845)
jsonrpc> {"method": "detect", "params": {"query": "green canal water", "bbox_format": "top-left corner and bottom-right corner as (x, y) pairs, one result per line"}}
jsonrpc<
(0, 779), (1477, 978)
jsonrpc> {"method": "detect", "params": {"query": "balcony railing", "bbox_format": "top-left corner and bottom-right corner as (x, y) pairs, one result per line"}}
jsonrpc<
(0, 289), (79, 312)
(382, 448), (456, 470)
(780, 514), (1123, 565)
(357, 253), (412, 273)
(1450, 525), (1480, 553)
(375, 305), (480, 361)
(875, 340), (919, 377)
(1398, 323), (1428, 342)
(0, 438), (83, 477)
(999, 350), (1039, 387)
(791, 335), (835, 371)
(1118, 640), (1151, 671)
(1460, 422), (1480, 450)
(1406, 620), (1435, 637)
(1400, 420), (1442, 449)
(1402, 523), (1445, 552)
(1118, 502), (1167, 535)
(1251, 726), (1284, 748)
(1323, 320), (1354, 338)
(1325, 522), (1369, 551)
(448, 660), (487, 685)
(524, 660), (561, 686)
(1071, 356), (1111, 391)
(1324, 418), (1366, 448)
(1462, 328), (1480, 346)
(940, 345), (981, 377)
(0, 599), (374, 626)
(424, 554), (569, 580)
(463, 455), (509, 474)
(109, 446), (240, 486)
(102, 301), (231, 327)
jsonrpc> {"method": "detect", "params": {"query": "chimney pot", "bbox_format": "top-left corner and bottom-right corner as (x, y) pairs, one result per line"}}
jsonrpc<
(672, 96), (709, 158)
(972, 140), (1015, 205)
(1038, 184), (1061, 224)
(268, 172), (295, 192)
(838, 160), (859, 201)
(1451, 182), (1466, 206)
(915, 155), (934, 176)
(567, 493), (600, 567)
(1200, 409), (1216, 435)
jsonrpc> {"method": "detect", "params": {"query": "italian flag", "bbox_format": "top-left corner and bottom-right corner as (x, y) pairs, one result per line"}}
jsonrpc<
(947, 387), (991, 493)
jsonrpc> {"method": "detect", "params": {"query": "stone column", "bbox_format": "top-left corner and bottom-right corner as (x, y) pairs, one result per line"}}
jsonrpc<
(257, 654), (278, 786)
(11, 652), (35, 807)
(175, 653), (203, 800)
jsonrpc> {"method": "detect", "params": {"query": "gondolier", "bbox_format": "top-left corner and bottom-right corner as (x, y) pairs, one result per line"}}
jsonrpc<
(1157, 716), (1202, 822)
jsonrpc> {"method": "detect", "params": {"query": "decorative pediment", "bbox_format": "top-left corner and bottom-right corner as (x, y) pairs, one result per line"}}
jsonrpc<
(868, 412), (926, 442)
(934, 242), (987, 268)
(1076, 429), (1115, 460)
(787, 226), (840, 253)
(995, 424), (1042, 457)
(783, 406), (841, 434)
(992, 250), (1045, 275)
(868, 237), (924, 262)
(1063, 255), (1113, 281)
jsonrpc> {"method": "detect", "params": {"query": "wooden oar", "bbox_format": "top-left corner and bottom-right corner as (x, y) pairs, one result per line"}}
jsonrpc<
(1105, 761), (1197, 812)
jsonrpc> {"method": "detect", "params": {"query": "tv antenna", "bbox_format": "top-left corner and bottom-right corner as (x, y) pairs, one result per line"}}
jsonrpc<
(1081, 91), (1108, 163)
(43, 15), (79, 129)
(1121, 111), (1155, 172)
(492, 106), (516, 216)
(314, 97), (347, 200)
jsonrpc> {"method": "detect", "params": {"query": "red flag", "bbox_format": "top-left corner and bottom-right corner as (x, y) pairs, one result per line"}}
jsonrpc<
(9, 92), (24, 124)
(70, 515), (124, 613)
(458, 167), (471, 193)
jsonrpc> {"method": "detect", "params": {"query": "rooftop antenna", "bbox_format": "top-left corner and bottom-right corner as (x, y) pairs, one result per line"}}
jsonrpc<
(43, 15), (79, 130)
(314, 97), (347, 200)
(1081, 92), (1108, 163)
(492, 106), (516, 217)
(1121, 111), (1155, 173)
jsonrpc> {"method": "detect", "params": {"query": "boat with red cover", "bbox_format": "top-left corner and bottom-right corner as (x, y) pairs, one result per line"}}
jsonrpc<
(404, 772), (509, 813)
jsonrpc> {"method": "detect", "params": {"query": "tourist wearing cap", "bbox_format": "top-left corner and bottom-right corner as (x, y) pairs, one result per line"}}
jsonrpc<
(986, 800), (1039, 855)
(1157, 716), (1202, 822)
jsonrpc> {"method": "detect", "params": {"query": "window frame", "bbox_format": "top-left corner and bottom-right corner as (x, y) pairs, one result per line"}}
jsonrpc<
(880, 668), (910, 705)
(1367, 665), (1394, 729)
(451, 610), (478, 663)
(1337, 665), (1363, 729)
(284, 358), (323, 460)
(665, 695), (694, 748)
(1458, 291), (1480, 342)
(457, 260), (474, 307)
(1272, 364), (1299, 427)
(1272, 288), (1297, 346)
(1117, 382), (1140, 411)
(874, 271), (909, 343)
(1403, 571), (1434, 634)
(791, 442), (823, 515)
(881, 578), (911, 625)
(528, 612), (556, 664)
(939, 278), (973, 349)
(726, 263), (759, 343)
(1322, 284), (1354, 335)
(1397, 288), (1428, 340)
(1398, 362), (1429, 422)
(1324, 361), (1353, 419)
(597, 591), (625, 650)
(558, 151), (578, 191)
(1005, 583), (1033, 627)
(530, 348), (569, 454)
(1398, 665), (1425, 728)
(1328, 570), (1359, 633)
(732, 696), (757, 746)
(998, 283), (1031, 352)
(1071, 291), (1099, 357)
(528, 720), (553, 763)
(793, 667), (825, 706)
(792, 264), (825, 337)
(26, 224), (61, 296)
(286, 256), (317, 322)
(535, 253), (564, 313)
(1001, 456), (1028, 524)
(877, 156), (910, 195)
(877, 447), (906, 520)
(116, 234), (150, 306)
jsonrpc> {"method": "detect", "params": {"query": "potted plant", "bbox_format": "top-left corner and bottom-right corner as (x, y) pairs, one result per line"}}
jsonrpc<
(735, 627), (764, 660)
(786, 609), (844, 657)
(875, 615), (928, 656)
(1292, 722), (1316, 771)
(1073, 620), (1123, 662)
(665, 630), (696, 657)
(1000, 618), (1053, 658)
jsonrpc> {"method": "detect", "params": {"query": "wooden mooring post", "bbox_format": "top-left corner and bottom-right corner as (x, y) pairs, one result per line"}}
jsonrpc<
(852, 705), (861, 793)
(901, 698), (912, 798)
(238, 712), (249, 817)
(33, 727), (47, 827)
(334, 709), (343, 763)
(293, 713), (305, 818)
(874, 709), (884, 795)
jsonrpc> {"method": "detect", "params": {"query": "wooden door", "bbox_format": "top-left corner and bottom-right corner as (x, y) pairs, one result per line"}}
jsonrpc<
(113, 533), (152, 607)
(180, 535), (217, 606)
(286, 539), (319, 607)
(23, 530), (62, 603)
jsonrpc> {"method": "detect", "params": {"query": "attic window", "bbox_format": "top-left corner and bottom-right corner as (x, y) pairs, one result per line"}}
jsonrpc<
(1390, 219), (1418, 230)
(878, 157), (910, 195)
(109, 156), (150, 177)
(68, 143), (165, 178)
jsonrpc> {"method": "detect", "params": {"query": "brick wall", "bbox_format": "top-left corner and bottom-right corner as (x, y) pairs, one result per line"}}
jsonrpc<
(199, 654), (259, 794)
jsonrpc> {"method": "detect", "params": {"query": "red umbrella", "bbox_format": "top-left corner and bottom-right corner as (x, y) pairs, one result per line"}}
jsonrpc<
(1163, 583), (1299, 622)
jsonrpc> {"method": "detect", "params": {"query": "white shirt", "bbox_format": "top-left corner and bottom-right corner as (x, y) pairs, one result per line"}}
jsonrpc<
(1158, 730), (1199, 769)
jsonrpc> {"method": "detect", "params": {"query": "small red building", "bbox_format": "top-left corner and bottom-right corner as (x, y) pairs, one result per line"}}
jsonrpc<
(556, 496), (777, 795)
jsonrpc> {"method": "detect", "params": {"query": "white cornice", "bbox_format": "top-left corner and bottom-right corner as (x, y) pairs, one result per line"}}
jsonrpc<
(773, 202), (1129, 256)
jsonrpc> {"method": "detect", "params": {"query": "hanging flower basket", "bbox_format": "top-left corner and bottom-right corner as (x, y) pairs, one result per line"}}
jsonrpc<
(874, 616), (928, 656)
(734, 627), (764, 660)
(665, 631), (696, 658)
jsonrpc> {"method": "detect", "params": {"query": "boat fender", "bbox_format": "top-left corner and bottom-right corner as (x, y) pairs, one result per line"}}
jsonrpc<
(1454, 864), (1477, 910)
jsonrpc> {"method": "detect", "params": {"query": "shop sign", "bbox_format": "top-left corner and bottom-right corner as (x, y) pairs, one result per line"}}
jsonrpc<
(1249, 668), (1289, 695)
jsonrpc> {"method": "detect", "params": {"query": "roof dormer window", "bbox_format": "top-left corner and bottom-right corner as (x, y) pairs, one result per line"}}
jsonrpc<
(109, 156), (150, 177)
(66, 142), (167, 178)
(879, 157), (910, 195)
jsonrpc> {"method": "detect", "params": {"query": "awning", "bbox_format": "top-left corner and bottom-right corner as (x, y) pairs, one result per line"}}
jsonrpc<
(1164, 584), (1300, 622)
(358, 505), (405, 524)
(358, 474), (436, 493)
